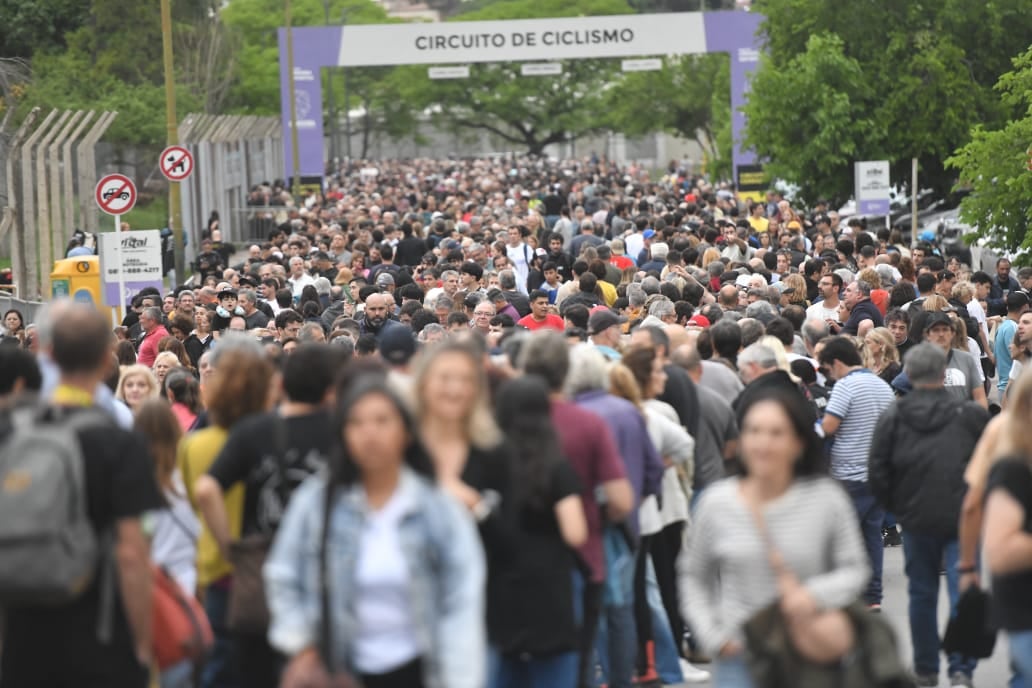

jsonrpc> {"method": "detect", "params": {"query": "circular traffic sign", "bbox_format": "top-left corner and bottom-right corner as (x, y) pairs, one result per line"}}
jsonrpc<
(95, 174), (137, 216)
(160, 145), (194, 182)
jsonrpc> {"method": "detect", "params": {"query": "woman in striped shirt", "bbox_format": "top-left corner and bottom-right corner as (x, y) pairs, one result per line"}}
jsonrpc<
(678, 383), (870, 687)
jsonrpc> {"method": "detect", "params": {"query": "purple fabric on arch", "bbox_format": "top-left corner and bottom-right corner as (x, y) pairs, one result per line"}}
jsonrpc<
(703, 12), (764, 177)
(278, 27), (343, 178)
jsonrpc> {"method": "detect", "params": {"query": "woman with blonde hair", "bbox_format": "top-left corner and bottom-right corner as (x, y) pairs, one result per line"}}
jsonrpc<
(615, 348), (708, 684)
(152, 350), (181, 390)
(862, 327), (902, 385)
(759, 335), (802, 385)
(700, 247), (722, 270)
(178, 341), (277, 688)
(981, 369), (1032, 683)
(781, 273), (809, 308)
(116, 364), (160, 414)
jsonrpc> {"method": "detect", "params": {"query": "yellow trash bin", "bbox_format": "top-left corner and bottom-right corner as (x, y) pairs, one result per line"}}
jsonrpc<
(51, 256), (103, 306)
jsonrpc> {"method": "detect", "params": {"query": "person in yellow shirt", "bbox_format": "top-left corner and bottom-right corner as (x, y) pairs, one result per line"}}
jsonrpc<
(178, 342), (277, 687)
(747, 202), (769, 234)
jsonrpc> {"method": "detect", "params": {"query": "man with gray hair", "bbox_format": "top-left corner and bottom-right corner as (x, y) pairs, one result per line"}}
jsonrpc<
(836, 278), (883, 337)
(647, 299), (676, 325)
(238, 289), (270, 330)
(868, 343), (989, 686)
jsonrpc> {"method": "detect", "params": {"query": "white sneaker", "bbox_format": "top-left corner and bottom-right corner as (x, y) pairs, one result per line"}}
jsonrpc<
(679, 658), (711, 683)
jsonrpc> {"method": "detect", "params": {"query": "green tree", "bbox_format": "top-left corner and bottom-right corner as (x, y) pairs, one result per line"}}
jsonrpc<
(742, 34), (880, 204)
(604, 54), (731, 175)
(394, 0), (632, 156)
(220, 0), (393, 114)
(947, 48), (1032, 255)
(746, 0), (1032, 203)
(0, 0), (90, 59)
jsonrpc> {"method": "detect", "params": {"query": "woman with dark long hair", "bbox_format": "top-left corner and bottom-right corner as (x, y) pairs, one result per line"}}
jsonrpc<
(488, 375), (586, 688)
(165, 369), (202, 432)
(678, 385), (869, 687)
(266, 375), (486, 688)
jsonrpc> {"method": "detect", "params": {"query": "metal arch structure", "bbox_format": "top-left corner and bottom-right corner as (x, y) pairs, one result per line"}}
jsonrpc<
(276, 10), (763, 180)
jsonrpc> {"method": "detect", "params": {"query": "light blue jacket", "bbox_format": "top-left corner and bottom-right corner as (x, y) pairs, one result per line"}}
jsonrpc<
(264, 468), (486, 688)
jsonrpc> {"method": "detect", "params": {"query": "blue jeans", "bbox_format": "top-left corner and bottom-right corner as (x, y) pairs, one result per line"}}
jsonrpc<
(902, 532), (976, 677)
(645, 557), (683, 684)
(200, 581), (237, 688)
(714, 655), (755, 688)
(595, 603), (636, 688)
(840, 480), (884, 605)
(489, 648), (579, 688)
(1010, 631), (1032, 687)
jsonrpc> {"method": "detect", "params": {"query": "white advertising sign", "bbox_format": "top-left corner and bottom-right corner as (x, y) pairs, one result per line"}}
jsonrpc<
(428, 66), (471, 79)
(337, 13), (706, 67)
(854, 160), (891, 215)
(622, 58), (663, 72)
(99, 230), (163, 288)
(521, 62), (563, 76)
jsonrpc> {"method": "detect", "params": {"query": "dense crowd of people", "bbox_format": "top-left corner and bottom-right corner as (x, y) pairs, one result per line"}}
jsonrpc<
(2, 156), (1032, 688)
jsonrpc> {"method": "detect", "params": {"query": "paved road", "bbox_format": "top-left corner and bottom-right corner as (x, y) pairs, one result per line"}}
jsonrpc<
(676, 546), (1012, 687)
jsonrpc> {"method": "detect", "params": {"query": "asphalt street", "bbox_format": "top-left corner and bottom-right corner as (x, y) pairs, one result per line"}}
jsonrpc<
(677, 546), (1013, 688)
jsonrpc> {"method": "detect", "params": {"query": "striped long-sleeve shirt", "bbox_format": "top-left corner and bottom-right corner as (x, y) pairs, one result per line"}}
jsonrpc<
(677, 476), (870, 656)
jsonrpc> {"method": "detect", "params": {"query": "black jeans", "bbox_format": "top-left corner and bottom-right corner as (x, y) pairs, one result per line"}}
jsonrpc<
(577, 581), (603, 688)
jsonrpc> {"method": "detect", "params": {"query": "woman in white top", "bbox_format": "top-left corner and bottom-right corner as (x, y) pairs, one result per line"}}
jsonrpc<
(610, 348), (710, 684)
(133, 399), (200, 688)
(678, 383), (869, 687)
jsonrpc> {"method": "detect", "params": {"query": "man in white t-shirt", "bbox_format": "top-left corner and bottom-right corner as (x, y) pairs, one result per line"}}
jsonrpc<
(504, 226), (532, 295)
(806, 272), (842, 325)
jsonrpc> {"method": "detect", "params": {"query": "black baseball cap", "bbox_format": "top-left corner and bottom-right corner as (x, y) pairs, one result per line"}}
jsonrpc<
(587, 309), (627, 335)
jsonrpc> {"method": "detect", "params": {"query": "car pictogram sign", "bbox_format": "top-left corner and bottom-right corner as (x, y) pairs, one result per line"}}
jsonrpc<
(95, 174), (137, 216)
(160, 146), (194, 182)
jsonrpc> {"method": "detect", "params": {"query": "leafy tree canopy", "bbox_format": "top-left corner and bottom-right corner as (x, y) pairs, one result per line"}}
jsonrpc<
(947, 48), (1032, 256)
(745, 0), (1032, 205)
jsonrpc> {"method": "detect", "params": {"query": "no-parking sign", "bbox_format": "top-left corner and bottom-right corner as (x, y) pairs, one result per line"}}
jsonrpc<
(95, 174), (137, 215)
(160, 146), (194, 181)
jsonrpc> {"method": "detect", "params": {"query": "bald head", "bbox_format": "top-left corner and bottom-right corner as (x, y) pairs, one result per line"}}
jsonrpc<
(718, 284), (739, 308)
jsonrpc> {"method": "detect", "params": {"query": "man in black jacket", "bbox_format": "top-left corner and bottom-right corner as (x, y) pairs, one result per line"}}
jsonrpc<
(868, 343), (989, 687)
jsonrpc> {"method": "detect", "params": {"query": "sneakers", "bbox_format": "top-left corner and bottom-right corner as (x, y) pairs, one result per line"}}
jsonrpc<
(949, 672), (973, 687)
(914, 673), (938, 686)
(883, 526), (902, 547)
(679, 658), (711, 684)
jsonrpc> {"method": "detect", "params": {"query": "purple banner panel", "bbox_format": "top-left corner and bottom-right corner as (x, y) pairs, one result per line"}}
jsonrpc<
(703, 11), (763, 178)
(279, 27), (344, 179)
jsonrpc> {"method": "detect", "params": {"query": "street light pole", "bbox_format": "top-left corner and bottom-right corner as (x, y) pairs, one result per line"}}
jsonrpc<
(323, 0), (340, 168)
(286, 0), (301, 198)
(160, 0), (185, 283)
(342, 10), (352, 162)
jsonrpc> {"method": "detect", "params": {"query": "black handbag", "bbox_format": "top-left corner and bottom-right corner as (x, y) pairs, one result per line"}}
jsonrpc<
(942, 586), (997, 659)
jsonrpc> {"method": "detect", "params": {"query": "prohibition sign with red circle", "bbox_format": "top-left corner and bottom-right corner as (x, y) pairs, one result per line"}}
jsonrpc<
(160, 145), (194, 182)
(95, 174), (137, 216)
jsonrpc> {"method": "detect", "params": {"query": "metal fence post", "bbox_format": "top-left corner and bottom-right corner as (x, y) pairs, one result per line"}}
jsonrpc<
(62, 111), (95, 239)
(20, 109), (59, 299)
(36, 110), (73, 297)
(1, 107), (40, 297)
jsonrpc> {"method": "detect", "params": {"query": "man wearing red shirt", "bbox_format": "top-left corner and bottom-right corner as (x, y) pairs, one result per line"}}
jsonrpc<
(517, 290), (565, 332)
(136, 306), (169, 367)
(608, 238), (635, 270)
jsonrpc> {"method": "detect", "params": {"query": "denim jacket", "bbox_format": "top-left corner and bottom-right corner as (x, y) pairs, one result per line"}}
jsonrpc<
(264, 468), (486, 688)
